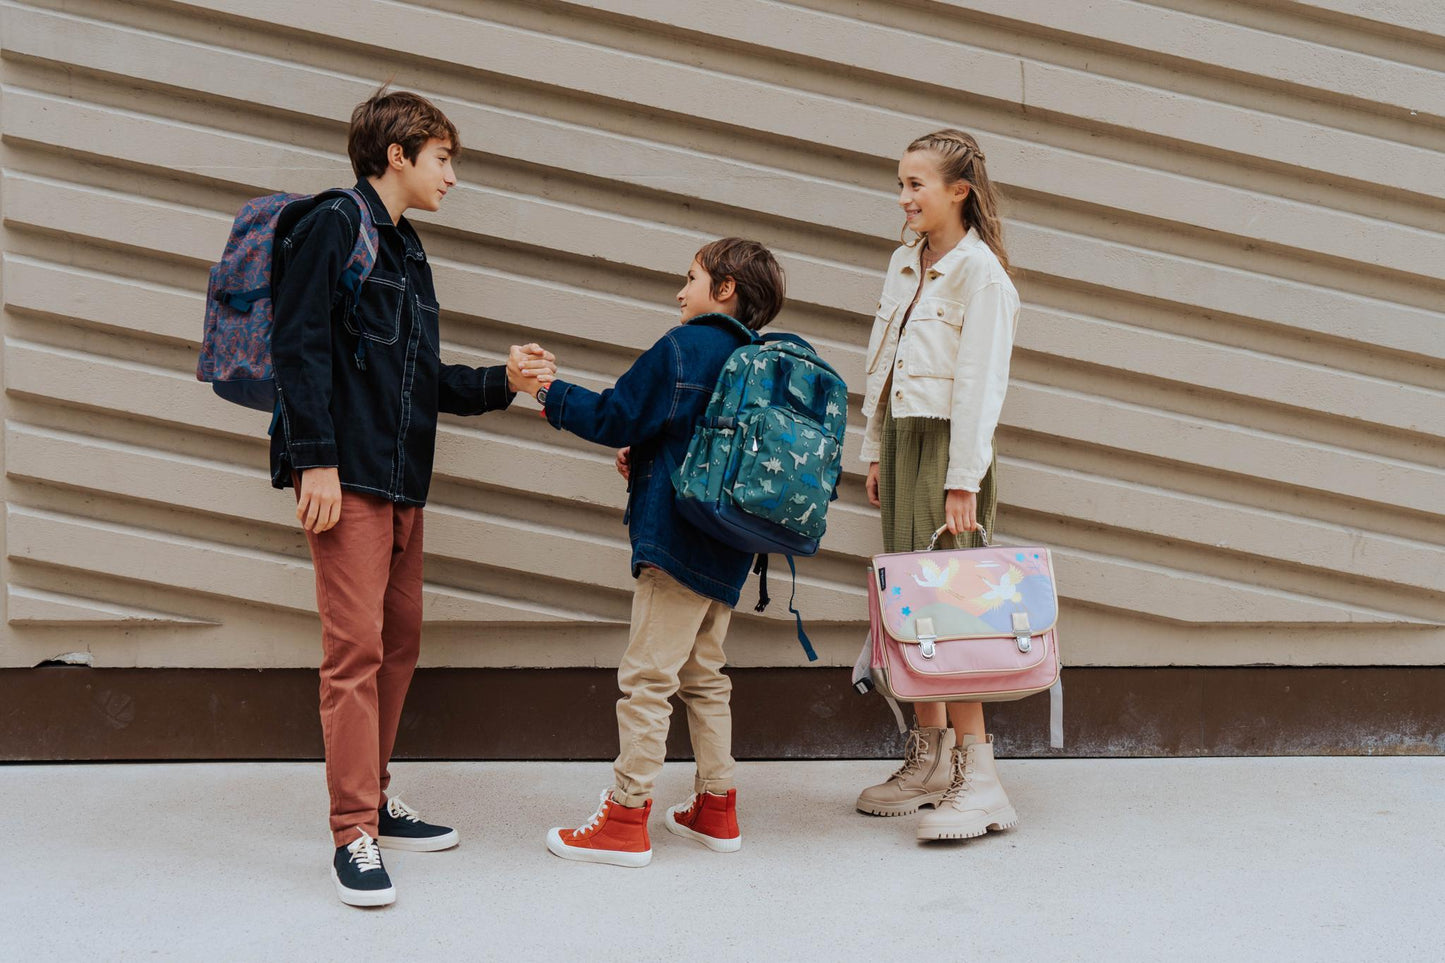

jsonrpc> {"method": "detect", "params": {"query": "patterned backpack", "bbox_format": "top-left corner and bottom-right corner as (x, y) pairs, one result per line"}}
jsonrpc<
(196, 188), (377, 413)
(672, 316), (850, 658)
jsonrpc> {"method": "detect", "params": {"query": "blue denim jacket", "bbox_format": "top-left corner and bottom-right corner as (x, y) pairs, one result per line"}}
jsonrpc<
(543, 315), (754, 606)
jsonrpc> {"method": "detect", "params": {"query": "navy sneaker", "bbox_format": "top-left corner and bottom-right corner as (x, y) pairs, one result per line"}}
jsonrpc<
(377, 797), (460, 852)
(332, 830), (395, 907)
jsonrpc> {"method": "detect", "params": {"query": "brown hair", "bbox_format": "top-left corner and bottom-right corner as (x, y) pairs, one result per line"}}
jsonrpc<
(347, 84), (460, 180)
(904, 129), (1011, 275)
(694, 237), (786, 331)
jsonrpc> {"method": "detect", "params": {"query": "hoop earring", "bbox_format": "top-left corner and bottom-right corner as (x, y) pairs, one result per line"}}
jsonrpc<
(899, 220), (924, 248)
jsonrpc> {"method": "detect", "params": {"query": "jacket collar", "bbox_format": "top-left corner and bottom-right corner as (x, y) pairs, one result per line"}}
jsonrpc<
(901, 226), (981, 280)
(354, 179), (425, 259)
(685, 312), (755, 342)
(354, 179), (394, 228)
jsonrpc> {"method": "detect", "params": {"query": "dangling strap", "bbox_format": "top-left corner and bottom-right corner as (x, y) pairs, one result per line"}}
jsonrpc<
(753, 554), (771, 613)
(353, 337), (368, 371)
(1049, 677), (1064, 749)
(221, 287), (272, 312)
(851, 632), (904, 730)
(784, 554), (817, 662)
(882, 692), (907, 733)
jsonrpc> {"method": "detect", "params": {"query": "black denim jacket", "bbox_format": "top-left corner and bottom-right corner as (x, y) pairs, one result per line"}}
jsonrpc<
(269, 180), (513, 505)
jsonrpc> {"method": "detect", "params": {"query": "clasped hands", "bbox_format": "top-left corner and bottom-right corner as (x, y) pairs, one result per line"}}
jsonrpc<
(298, 343), (559, 536)
(507, 342), (557, 397)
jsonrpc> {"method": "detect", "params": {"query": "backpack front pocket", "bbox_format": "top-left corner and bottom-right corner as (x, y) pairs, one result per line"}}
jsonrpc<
(730, 409), (837, 540)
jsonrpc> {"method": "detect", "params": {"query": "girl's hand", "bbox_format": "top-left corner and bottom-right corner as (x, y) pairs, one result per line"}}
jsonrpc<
(865, 462), (881, 507)
(944, 488), (978, 536)
(616, 446), (631, 481)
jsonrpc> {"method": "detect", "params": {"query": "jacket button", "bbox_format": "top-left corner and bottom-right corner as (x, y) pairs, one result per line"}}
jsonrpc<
(896, 360), (903, 369)
(895, 390), (903, 399)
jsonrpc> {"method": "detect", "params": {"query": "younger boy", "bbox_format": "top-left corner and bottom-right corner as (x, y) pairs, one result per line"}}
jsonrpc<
(270, 87), (554, 905)
(529, 238), (785, 866)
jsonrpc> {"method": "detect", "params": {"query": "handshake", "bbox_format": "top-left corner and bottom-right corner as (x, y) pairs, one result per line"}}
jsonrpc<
(505, 343), (557, 398)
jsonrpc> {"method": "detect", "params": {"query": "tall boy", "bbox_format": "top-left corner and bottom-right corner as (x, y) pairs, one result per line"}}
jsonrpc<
(530, 238), (785, 867)
(270, 87), (555, 906)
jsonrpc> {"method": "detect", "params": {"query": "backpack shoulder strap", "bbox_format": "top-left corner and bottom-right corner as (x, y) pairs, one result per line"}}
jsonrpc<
(273, 189), (376, 294)
(320, 188), (379, 295)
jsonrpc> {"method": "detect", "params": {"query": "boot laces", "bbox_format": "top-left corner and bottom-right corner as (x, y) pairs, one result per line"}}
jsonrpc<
(386, 797), (421, 823)
(940, 748), (977, 804)
(346, 831), (384, 873)
(572, 789), (614, 838)
(889, 728), (927, 781)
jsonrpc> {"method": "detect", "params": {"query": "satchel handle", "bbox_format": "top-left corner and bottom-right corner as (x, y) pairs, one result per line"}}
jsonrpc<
(927, 523), (989, 551)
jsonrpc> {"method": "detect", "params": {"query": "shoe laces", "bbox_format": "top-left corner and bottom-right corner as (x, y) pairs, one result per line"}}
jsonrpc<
(346, 831), (384, 873)
(889, 728), (927, 781)
(940, 747), (977, 803)
(572, 789), (614, 838)
(674, 792), (700, 820)
(386, 797), (421, 823)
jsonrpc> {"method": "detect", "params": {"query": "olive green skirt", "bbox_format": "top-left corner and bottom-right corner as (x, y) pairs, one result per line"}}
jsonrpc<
(878, 405), (997, 554)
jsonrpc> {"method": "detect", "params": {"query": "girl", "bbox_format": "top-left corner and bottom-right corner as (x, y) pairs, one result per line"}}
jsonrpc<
(856, 130), (1022, 840)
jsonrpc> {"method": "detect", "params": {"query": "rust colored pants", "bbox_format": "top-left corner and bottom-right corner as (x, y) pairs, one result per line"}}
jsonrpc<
(302, 487), (424, 847)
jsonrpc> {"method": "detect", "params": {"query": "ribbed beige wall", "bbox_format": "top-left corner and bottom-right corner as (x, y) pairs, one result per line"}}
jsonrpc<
(2, 0), (1442, 671)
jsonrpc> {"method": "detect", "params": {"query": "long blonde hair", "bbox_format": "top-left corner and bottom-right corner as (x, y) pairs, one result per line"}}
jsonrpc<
(903, 129), (1011, 276)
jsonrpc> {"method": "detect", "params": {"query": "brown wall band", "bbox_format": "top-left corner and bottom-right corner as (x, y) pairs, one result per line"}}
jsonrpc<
(1, 666), (1441, 762)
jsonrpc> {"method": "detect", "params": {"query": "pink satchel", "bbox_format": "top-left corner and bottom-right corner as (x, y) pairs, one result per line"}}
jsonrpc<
(858, 526), (1063, 748)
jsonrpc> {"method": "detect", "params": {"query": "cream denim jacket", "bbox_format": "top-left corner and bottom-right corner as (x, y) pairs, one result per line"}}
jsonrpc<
(860, 228), (1020, 492)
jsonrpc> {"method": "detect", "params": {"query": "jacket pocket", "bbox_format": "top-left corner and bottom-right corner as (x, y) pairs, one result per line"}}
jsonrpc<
(343, 270), (404, 344)
(865, 295), (901, 374)
(904, 297), (964, 377)
(413, 294), (441, 355)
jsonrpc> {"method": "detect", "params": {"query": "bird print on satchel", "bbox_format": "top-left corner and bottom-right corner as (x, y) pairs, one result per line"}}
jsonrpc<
(975, 566), (1025, 610)
(911, 557), (960, 589)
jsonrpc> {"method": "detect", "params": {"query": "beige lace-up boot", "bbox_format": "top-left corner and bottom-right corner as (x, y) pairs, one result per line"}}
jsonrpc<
(856, 726), (956, 816)
(916, 734), (1018, 840)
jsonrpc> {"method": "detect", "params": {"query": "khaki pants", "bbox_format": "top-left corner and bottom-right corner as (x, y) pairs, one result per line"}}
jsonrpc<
(302, 488), (424, 847)
(613, 566), (735, 807)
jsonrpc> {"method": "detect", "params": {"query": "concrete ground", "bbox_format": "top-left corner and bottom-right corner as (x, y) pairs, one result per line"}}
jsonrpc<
(3, 758), (1443, 962)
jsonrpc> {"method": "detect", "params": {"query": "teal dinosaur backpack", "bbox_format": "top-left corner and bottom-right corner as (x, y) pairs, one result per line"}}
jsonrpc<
(672, 315), (850, 659)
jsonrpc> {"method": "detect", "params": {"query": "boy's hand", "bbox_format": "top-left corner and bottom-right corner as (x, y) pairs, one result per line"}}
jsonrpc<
(507, 343), (557, 395)
(865, 462), (880, 507)
(297, 467), (342, 534)
(615, 446), (630, 481)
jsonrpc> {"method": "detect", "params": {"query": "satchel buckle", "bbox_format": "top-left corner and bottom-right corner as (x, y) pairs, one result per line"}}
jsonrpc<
(1012, 612), (1032, 653)
(916, 617), (936, 659)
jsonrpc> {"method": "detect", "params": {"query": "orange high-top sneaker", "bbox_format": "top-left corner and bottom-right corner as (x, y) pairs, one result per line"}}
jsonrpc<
(546, 789), (653, 867)
(665, 789), (742, 853)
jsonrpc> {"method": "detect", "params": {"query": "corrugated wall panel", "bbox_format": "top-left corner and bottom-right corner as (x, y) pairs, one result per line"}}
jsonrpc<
(1, 0), (1442, 670)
